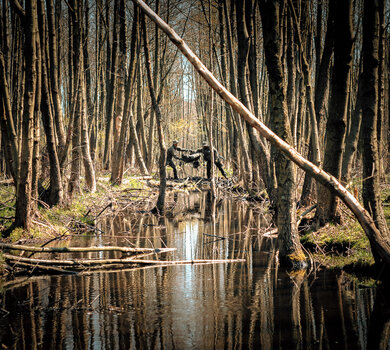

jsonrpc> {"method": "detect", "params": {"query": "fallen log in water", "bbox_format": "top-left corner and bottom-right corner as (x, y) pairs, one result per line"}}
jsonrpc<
(0, 243), (175, 254)
(3, 253), (245, 273)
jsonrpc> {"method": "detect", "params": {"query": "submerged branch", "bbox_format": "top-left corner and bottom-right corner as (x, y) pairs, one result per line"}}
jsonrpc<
(3, 253), (245, 274)
(0, 243), (175, 254)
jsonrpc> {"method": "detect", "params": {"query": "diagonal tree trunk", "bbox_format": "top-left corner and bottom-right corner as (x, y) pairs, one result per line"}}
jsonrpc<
(132, 0), (390, 268)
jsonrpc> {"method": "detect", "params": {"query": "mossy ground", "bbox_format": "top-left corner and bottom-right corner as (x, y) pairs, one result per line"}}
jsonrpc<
(0, 175), (149, 242)
(300, 181), (390, 276)
(300, 218), (375, 272)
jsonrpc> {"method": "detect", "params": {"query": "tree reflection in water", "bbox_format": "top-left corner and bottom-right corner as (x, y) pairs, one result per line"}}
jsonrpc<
(0, 192), (388, 349)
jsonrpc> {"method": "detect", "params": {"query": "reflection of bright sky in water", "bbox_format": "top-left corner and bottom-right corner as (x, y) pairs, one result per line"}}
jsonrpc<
(167, 218), (223, 348)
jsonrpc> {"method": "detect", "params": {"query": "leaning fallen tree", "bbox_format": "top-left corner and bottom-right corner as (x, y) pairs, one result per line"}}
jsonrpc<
(132, 0), (390, 267)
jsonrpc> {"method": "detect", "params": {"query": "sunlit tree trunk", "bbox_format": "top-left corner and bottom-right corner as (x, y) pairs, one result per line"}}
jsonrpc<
(32, 1), (42, 209)
(37, 0), (63, 206)
(75, 2), (96, 193)
(103, 0), (119, 168)
(46, 0), (66, 162)
(111, 5), (148, 184)
(259, 0), (305, 267)
(68, 2), (81, 196)
(14, 0), (38, 230)
(376, 0), (386, 180)
(68, 0), (96, 194)
(342, 69), (363, 182)
(142, 12), (166, 213)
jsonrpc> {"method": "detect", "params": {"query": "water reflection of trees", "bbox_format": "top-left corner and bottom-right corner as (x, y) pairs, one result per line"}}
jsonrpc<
(0, 192), (388, 349)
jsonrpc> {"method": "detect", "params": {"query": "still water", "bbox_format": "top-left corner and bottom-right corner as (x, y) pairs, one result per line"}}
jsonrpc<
(0, 192), (389, 349)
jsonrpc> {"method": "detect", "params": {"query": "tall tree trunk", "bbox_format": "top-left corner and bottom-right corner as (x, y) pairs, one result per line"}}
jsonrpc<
(300, 0), (334, 205)
(236, 0), (253, 187)
(258, 0), (305, 267)
(68, 1), (81, 196)
(111, 5), (148, 184)
(73, 1), (96, 193)
(32, 2), (42, 209)
(38, 0), (63, 206)
(342, 69), (363, 182)
(14, 0), (38, 230)
(142, 12), (166, 213)
(0, 53), (18, 181)
(376, 0), (385, 179)
(361, 0), (389, 265)
(46, 0), (66, 161)
(316, 0), (353, 225)
(103, 0), (119, 168)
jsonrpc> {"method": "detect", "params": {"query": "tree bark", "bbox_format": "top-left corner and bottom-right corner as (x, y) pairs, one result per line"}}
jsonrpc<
(0, 52), (18, 181)
(38, 0), (63, 205)
(361, 0), (389, 264)
(258, 0), (305, 266)
(111, 4), (148, 184)
(103, 0), (119, 168)
(14, 0), (38, 230)
(46, 0), (66, 161)
(316, 0), (353, 225)
(141, 12), (167, 213)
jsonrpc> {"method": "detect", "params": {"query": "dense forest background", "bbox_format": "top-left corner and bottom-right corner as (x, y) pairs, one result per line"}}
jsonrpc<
(0, 0), (389, 266)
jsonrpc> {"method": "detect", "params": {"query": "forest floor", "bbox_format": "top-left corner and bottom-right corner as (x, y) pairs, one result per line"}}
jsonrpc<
(0, 174), (388, 279)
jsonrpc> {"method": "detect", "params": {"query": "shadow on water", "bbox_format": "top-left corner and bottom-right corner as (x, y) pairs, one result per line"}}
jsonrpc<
(0, 191), (389, 349)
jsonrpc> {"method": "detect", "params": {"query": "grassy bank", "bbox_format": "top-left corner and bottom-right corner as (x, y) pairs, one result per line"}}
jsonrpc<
(0, 176), (153, 242)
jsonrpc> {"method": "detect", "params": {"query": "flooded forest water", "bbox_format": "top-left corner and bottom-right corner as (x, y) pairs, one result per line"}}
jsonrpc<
(0, 192), (389, 349)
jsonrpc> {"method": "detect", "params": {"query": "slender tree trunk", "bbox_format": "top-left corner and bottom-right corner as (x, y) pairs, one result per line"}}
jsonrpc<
(14, 0), (38, 230)
(103, 0), (119, 168)
(342, 69), (363, 182)
(300, 1), (334, 205)
(316, 0), (353, 225)
(111, 5), (148, 184)
(376, 0), (385, 179)
(38, 0), (63, 205)
(136, 65), (148, 160)
(74, 2), (96, 193)
(46, 0), (66, 160)
(0, 53), (18, 181)
(236, 0), (254, 187)
(32, 2), (42, 208)
(68, 2), (81, 196)
(361, 0), (389, 264)
(142, 12), (166, 213)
